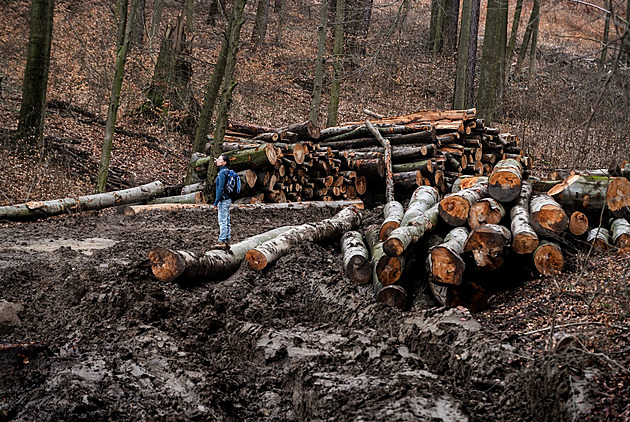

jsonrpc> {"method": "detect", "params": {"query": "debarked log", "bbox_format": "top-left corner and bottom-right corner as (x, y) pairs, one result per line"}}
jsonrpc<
(341, 230), (372, 285)
(0, 181), (165, 221)
(148, 226), (294, 283)
(245, 206), (362, 270)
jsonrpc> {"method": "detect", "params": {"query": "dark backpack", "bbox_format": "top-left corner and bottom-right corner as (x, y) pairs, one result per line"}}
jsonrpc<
(224, 169), (241, 197)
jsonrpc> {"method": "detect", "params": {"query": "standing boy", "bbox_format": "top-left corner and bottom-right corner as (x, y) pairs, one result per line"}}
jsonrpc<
(212, 154), (232, 250)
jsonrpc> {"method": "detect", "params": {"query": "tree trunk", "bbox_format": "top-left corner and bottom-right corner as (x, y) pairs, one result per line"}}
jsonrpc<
(0, 181), (165, 221)
(246, 206), (361, 270)
(487, 158), (522, 202)
(149, 226), (294, 282)
(132, 0), (145, 48)
(401, 186), (441, 226)
(547, 174), (610, 213)
(533, 240), (564, 276)
(442, 0), (459, 52)
(310, 0), (329, 125)
(274, 0), (287, 45)
(504, 0), (523, 84)
(150, 0), (163, 38)
(194, 143), (278, 174)
(453, 0), (472, 109)
(611, 218), (630, 254)
(587, 227), (610, 252)
(529, 194), (569, 238)
(527, 0), (541, 85)
(568, 211), (589, 236)
(366, 120), (394, 202)
(151, 192), (203, 204)
(383, 204), (440, 257)
(468, 197), (505, 228)
(464, 223), (511, 271)
(379, 201), (404, 240)
(97, 0), (138, 193)
(251, 0), (270, 51)
(509, 181), (539, 254)
(17, 0), (54, 141)
(429, 226), (468, 286)
(439, 181), (488, 226)
(326, 0), (345, 127)
(341, 230), (371, 285)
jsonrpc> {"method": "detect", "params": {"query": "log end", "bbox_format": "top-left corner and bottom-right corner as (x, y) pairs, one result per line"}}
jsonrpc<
(439, 196), (469, 226)
(346, 256), (372, 285)
(376, 285), (407, 311)
(569, 211), (589, 236)
(265, 144), (279, 166)
(535, 204), (569, 234)
(607, 177), (630, 217)
(245, 249), (268, 271)
(468, 200), (502, 229)
(615, 234), (630, 255)
(382, 238), (404, 257)
(512, 233), (539, 255)
(533, 242), (565, 276)
(379, 221), (400, 241)
(376, 255), (403, 285)
(429, 247), (465, 286)
(355, 176), (367, 196)
(148, 247), (185, 283)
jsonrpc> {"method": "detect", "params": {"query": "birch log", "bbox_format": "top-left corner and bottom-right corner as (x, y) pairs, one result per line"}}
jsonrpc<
(383, 204), (440, 256)
(464, 224), (512, 271)
(428, 226), (468, 286)
(533, 240), (565, 276)
(379, 201), (405, 241)
(611, 218), (630, 254)
(587, 227), (610, 251)
(509, 181), (539, 254)
(246, 206), (362, 270)
(341, 230), (372, 285)
(439, 182), (488, 226)
(530, 194), (569, 238)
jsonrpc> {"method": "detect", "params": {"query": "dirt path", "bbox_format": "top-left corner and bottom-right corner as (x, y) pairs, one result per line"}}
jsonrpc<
(0, 207), (614, 421)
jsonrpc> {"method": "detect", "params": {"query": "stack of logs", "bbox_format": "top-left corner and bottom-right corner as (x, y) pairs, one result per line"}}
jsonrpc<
(178, 108), (531, 204)
(341, 160), (630, 312)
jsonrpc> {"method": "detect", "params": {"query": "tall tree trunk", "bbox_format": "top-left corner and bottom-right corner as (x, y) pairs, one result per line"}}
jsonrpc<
(527, 0), (541, 86)
(476, 0), (508, 122)
(208, 0), (220, 25)
(185, 0), (194, 32)
(515, 0), (537, 76)
(453, 0), (472, 109)
(150, 0), (163, 39)
(97, 0), (138, 193)
(251, 0), (270, 51)
(205, 0), (247, 202)
(466, 0), (480, 107)
(310, 0), (328, 126)
(504, 0), (523, 84)
(599, 0), (611, 71)
(274, 0), (286, 45)
(17, 0), (55, 142)
(443, 0), (460, 52)
(132, 0), (145, 48)
(430, 0), (445, 57)
(326, 0), (345, 127)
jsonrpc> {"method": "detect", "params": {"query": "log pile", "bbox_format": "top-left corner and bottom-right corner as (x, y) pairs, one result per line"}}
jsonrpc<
(340, 169), (630, 312)
(180, 108), (531, 205)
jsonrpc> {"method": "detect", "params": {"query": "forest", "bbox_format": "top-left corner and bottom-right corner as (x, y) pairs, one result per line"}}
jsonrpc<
(1, 0), (629, 420)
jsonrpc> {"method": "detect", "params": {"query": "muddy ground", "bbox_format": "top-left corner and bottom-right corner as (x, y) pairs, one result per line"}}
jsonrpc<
(0, 206), (625, 421)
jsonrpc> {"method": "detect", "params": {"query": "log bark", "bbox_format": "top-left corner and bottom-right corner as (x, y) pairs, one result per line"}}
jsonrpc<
(391, 159), (434, 175)
(509, 181), (539, 254)
(393, 171), (423, 190)
(568, 211), (589, 236)
(347, 158), (385, 177)
(464, 224), (511, 271)
(379, 201), (405, 241)
(277, 121), (321, 140)
(467, 197), (505, 228)
(587, 227), (610, 251)
(0, 181), (165, 221)
(151, 192), (203, 204)
(383, 203), (440, 256)
(366, 225), (406, 310)
(148, 226), (294, 282)
(193, 143), (278, 173)
(611, 218), (630, 254)
(533, 240), (564, 276)
(428, 226), (468, 286)
(366, 120), (394, 203)
(246, 206), (362, 270)
(401, 186), (441, 226)
(487, 158), (523, 202)
(548, 174), (610, 213)
(181, 181), (204, 195)
(529, 194), (569, 238)
(341, 230), (372, 285)
(439, 181), (488, 226)
(451, 175), (488, 193)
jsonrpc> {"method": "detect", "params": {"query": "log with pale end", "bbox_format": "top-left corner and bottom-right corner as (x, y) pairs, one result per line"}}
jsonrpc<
(379, 201), (404, 241)
(611, 218), (630, 254)
(439, 181), (488, 226)
(509, 182), (539, 254)
(568, 211), (589, 236)
(487, 158), (523, 202)
(587, 227), (610, 252)
(428, 226), (468, 286)
(375, 253), (405, 286)
(533, 240), (565, 276)
(246, 206), (362, 270)
(341, 230), (372, 285)
(607, 177), (630, 218)
(464, 224), (512, 271)
(148, 226), (294, 283)
(468, 197), (505, 229)
(383, 204), (440, 257)
(0, 181), (165, 221)
(529, 194), (569, 238)
(193, 143), (278, 173)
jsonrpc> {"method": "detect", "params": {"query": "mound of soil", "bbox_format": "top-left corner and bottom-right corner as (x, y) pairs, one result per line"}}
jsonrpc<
(2, 206), (626, 421)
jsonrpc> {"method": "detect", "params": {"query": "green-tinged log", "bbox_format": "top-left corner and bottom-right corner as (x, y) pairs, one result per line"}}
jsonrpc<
(529, 194), (568, 238)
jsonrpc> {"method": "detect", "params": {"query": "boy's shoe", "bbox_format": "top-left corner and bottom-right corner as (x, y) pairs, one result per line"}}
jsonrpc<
(211, 241), (231, 251)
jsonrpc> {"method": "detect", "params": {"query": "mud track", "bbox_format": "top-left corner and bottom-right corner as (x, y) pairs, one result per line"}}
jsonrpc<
(0, 207), (595, 421)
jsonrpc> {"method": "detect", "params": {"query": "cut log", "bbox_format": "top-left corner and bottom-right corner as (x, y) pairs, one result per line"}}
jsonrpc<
(124, 200), (364, 215)
(383, 204), (440, 257)
(529, 194), (569, 238)
(379, 201), (405, 241)
(451, 176), (488, 193)
(439, 182), (488, 226)
(487, 158), (523, 202)
(464, 224), (512, 271)
(347, 158), (385, 177)
(341, 230), (372, 285)
(151, 192), (203, 204)
(607, 177), (630, 218)
(548, 174), (610, 213)
(391, 159), (434, 175)
(568, 211), (589, 236)
(193, 143), (278, 173)
(181, 182), (204, 195)
(428, 226), (468, 286)
(0, 181), (165, 221)
(468, 198), (506, 228)
(277, 121), (321, 140)
(227, 120), (274, 136)
(587, 227), (610, 251)
(393, 171), (423, 190)
(533, 240), (565, 276)
(611, 218), (630, 254)
(400, 186), (441, 226)
(509, 181), (539, 254)
(149, 226), (294, 282)
(366, 120), (394, 203)
(245, 206), (362, 270)
(375, 252), (405, 286)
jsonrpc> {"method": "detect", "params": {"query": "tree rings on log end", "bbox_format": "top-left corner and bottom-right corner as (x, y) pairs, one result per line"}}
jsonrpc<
(512, 233), (539, 255)
(429, 247), (465, 286)
(245, 249), (268, 271)
(383, 238), (405, 257)
(535, 204), (569, 234)
(569, 211), (589, 236)
(533, 242), (564, 276)
(488, 171), (522, 203)
(607, 177), (630, 217)
(376, 285), (407, 311)
(439, 196), (470, 226)
(148, 247), (185, 283)
(468, 198), (504, 229)
(379, 221), (400, 241)
(265, 144), (278, 166)
(376, 255), (403, 285)
(354, 176), (367, 195)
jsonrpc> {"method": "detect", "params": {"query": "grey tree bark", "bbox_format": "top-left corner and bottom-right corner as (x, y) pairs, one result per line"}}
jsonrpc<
(309, 0), (328, 126)
(251, 0), (270, 51)
(326, 0), (345, 127)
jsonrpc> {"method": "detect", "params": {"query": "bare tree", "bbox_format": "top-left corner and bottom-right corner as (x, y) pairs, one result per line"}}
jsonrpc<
(251, 0), (270, 51)
(310, 0), (329, 126)
(326, 0), (345, 127)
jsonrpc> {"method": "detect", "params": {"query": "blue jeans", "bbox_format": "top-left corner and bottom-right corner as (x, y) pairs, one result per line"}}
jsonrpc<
(217, 198), (232, 242)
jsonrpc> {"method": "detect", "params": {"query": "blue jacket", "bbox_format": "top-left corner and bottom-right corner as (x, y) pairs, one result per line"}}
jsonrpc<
(214, 166), (230, 205)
